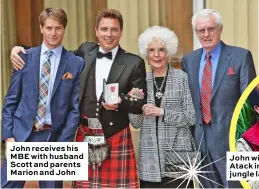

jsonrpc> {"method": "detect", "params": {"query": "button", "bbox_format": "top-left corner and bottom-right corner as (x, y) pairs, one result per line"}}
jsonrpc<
(125, 96), (128, 100)
(95, 113), (99, 116)
(109, 122), (113, 126)
(96, 108), (99, 111)
(97, 103), (99, 106)
(134, 98), (137, 101)
(130, 98), (133, 101)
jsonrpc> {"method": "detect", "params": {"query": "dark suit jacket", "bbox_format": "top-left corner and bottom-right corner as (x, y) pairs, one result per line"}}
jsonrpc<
(182, 41), (256, 185)
(75, 42), (147, 138)
(2, 46), (85, 142)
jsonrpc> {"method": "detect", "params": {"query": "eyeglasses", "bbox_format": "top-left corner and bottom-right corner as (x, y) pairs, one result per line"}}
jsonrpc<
(195, 26), (220, 35)
(147, 48), (167, 55)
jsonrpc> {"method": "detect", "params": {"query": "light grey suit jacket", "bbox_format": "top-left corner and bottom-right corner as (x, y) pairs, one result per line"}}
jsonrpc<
(182, 41), (256, 186)
(130, 66), (196, 182)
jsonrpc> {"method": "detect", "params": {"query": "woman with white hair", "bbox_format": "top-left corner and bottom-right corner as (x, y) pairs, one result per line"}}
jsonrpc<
(129, 26), (196, 188)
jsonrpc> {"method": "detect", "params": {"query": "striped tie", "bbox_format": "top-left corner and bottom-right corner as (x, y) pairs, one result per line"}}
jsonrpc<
(201, 53), (212, 124)
(34, 50), (53, 129)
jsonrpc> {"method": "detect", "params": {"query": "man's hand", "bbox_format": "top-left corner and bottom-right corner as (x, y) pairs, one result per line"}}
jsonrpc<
(5, 137), (15, 143)
(102, 97), (122, 111)
(142, 104), (164, 116)
(10, 46), (26, 70)
(5, 137), (15, 155)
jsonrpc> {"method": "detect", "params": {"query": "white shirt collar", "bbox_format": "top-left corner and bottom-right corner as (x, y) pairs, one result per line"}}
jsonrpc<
(98, 45), (119, 60)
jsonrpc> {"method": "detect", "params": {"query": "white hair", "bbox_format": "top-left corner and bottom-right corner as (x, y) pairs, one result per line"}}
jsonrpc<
(138, 26), (178, 59)
(192, 9), (223, 29)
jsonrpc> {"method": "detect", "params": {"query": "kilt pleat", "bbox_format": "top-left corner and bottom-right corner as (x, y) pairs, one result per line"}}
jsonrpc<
(73, 125), (139, 188)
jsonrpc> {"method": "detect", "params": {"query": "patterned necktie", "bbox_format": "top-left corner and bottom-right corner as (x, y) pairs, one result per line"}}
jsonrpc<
(34, 50), (53, 129)
(201, 53), (212, 124)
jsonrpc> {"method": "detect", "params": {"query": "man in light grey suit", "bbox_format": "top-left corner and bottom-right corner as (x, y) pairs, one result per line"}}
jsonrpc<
(182, 9), (256, 188)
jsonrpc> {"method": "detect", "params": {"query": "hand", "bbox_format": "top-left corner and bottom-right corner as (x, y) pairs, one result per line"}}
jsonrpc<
(128, 88), (144, 99)
(5, 137), (15, 143)
(10, 46), (26, 70)
(5, 137), (15, 155)
(102, 97), (122, 111)
(142, 104), (164, 116)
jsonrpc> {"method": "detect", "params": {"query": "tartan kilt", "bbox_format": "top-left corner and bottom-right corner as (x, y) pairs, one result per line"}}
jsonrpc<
(73, 124), (139, 188)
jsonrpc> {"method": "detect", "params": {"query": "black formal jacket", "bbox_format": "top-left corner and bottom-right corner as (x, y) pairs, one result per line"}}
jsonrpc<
(75, 42), (147, 138)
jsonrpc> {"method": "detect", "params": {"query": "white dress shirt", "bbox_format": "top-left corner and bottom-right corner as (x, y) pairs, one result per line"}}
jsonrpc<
(95, 45), (119, 101)
(40, 43), (62, 125)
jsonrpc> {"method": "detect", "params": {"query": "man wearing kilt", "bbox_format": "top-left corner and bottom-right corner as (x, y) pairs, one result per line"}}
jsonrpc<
(73, 9), (147, 188)
(9, 8), (147, 188)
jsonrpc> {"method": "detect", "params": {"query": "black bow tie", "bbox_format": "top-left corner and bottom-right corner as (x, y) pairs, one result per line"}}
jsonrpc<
(97, 51), (112, 60)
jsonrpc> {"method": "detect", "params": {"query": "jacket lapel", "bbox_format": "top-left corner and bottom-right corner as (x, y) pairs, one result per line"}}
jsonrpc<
(146, 72), (155, 104)
(107, 47), (126, 83)
(79, 47), (98, 103)
(31, 46), (41, 93)
(160, 66), (173, 108)
(211, 43), (231, 99)
(191, 49), (202, 106)
(51, 48), (69, 98)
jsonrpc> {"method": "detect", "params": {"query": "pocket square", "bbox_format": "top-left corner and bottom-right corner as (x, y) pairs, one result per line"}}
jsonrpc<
(62, 72), (73, 80)
(228, 67), (235, 75)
